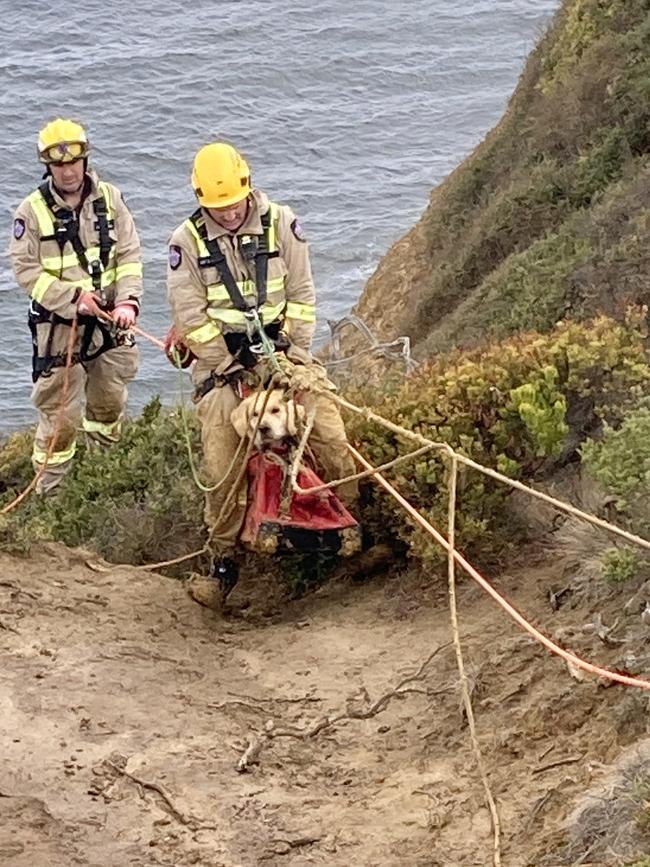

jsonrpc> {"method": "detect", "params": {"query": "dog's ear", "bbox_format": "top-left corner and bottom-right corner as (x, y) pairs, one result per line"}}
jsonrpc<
(230, 398), (252, 439)
(285, 399), (306, 437)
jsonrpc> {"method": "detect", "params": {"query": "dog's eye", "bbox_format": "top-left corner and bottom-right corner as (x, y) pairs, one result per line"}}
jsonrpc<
(270, 407), (280, 414)
(252, 411), (259, 417)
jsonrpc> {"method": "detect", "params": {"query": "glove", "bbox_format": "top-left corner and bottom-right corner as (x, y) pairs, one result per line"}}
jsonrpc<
(164, 325), (195, 369)
(77, 291), (104, 318)
(286, 361), (336, 394)
(113, 303), (138, 329)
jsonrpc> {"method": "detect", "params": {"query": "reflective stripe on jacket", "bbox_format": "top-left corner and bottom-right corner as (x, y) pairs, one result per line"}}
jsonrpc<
(183, 202), (288, 333)
(167, 189), (317, 385)
(10, 171), (143, 320)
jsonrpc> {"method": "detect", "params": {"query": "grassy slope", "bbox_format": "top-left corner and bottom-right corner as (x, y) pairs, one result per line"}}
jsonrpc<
(353, 0), (650, 358)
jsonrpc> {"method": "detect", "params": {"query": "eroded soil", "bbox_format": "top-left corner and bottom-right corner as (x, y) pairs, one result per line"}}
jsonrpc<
(1, 542), (649, 866)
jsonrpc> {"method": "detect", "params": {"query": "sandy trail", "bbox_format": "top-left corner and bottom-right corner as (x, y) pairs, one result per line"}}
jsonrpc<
(0, 543), (643, 866)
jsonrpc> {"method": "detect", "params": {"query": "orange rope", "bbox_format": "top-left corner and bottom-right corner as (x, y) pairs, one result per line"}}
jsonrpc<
(132, 323), (165, 351)
(96, 308), (167, 351)
(2, 319), (78, 514)
(349, 444), (650, 691)
(330, 392), (650, 554)
(2, 312), (164, 517)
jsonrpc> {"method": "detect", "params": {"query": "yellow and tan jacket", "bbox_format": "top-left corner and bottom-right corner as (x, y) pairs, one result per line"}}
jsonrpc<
(167, 189), (316, 384)
(10, 170), (143, 321)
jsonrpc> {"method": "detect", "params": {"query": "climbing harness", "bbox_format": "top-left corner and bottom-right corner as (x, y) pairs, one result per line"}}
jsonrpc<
(28, 303), (116, 382)
(27, 181), (126, 381)
(187, 204), (288, 374)
(37, 180), (115, 303)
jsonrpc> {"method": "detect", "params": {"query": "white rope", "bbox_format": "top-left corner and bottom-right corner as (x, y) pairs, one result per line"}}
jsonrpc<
(324, 391), (650, 554)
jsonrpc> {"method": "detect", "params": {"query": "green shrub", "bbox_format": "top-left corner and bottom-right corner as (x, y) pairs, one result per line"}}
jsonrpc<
(602, 546), (641, 583)
(582, 407), (650, 510)
(0, 398), (204, 568)
(582, 403), (650, 583)
(510, 366), (568, 457)
(540, 0), (635, 88)
(348, 317), (650, 567)
(0, 429), (34, 498)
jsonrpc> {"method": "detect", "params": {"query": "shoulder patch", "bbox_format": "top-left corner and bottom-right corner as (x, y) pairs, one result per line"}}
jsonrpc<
(290, 218), (307, 242)
(13, 218), (25, 240)
(169, 245), (182, 270)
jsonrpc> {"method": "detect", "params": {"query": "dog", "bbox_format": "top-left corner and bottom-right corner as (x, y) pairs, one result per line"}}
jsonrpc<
(230, 389), (306, 449)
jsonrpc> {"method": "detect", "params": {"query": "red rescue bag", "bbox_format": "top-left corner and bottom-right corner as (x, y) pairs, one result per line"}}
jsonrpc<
(240, 451), (361, 556)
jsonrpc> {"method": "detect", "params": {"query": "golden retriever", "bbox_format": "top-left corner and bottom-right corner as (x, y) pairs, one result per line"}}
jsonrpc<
(230, 389), (306, 449)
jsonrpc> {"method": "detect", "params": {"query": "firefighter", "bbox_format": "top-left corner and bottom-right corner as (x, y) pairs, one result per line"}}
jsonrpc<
(9, 118), (143, 494)
(167, 141), (358, 598)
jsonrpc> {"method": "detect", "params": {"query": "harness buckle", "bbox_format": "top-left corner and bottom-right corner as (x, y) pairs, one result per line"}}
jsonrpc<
(198, 254), (220, 269)
(94, 217), (114, 232)
(244, 307), (260, 335)
(88, 259), (108, 305)
(54, 209), (75, 244)
(239, 234), (258, 262)
(243, 308), (263, 355)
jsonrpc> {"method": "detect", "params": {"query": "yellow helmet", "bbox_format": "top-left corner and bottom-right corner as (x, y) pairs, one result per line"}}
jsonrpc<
(192, 142), (251, 208)
(38, 118), (89, 164)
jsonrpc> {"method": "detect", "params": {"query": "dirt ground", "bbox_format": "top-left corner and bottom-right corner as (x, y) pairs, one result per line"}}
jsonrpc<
(1, 541), (649, 867)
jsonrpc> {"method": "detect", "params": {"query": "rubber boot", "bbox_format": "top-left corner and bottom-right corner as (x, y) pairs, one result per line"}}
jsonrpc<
(210, 556), (240, 602)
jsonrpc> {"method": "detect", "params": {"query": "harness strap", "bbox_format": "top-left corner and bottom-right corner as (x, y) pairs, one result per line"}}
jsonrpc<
(28, 301), (117, 381)
(78, 315), (116, 362)
(190, 207), (273, 313)
(255, 209), (271, 309)
(37, 181), (114, 295)
(190, 209), (250, 312)
(93, 193), (113, 269)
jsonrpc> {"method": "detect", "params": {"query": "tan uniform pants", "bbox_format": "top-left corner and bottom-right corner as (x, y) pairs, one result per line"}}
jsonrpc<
(197, 379), (358, 555)
(32, 344), (139, 492)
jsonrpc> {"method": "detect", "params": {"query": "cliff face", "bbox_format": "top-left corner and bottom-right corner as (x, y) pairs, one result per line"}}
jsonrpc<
(347, 0), (650, 362)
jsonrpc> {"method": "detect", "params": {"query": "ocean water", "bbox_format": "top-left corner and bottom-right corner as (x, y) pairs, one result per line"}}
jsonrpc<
(0, 0), (557, 431)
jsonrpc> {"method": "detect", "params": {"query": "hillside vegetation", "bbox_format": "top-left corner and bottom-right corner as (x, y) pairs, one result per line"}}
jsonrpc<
(351, 0), (650, 358)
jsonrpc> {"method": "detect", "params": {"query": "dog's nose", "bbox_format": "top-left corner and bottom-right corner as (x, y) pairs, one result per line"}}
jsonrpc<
(259, 424), (270, 435)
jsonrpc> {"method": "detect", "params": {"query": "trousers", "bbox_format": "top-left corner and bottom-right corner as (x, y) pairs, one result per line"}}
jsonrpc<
(32, 344), (139, 492)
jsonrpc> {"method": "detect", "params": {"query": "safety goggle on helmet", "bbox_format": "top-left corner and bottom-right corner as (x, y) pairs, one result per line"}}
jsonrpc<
(37, 118), (90, 165)
(39, 141), (89, 165)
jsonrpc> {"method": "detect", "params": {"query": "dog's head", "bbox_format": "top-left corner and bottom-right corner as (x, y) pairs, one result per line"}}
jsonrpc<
(230, 389), (305, 449)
